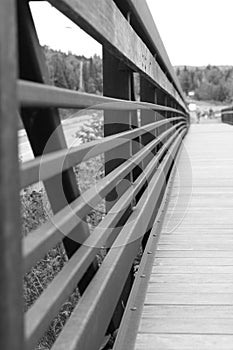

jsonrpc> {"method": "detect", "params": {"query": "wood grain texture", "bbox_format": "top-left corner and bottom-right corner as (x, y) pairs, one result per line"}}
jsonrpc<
(139, 318), (233, 334)
(124, 0), (186, 104)
(147, 283), (233, 293)
(142, 305), (233, 318)
(154, 257), (233, 265)
(145, 293), (233, 305)
(48, 0), (187, 110)
(134, 124), (233, 350)
(0, 1), (24, 349)
(135, 334), (233, 349)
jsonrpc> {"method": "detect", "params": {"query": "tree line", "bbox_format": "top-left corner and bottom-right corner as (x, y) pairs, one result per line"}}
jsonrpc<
(176, 65), (233, 102)
(43, 46), (103, 94)
(29, 47), (233, 104)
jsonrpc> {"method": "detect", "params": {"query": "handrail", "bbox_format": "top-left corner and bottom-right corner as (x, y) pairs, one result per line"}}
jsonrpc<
(19, 80), (186, 114)
(24, 123), (184, 273)
(0, 0), (189, 349)
(112, 138), (183, 350)
(21, 117), (184, 188)
(117, 0), (187, 108)
(25, 127), (185, 350)
(50, 129), (186, 350)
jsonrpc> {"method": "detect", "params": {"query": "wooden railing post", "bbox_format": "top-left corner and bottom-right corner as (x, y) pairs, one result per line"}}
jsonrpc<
(0, 1), (24, 349)
(156, 88), (166, 149)
(140, 77), (158, 249)
(140, 77), (157, 166)
(103, 49), (136, 333)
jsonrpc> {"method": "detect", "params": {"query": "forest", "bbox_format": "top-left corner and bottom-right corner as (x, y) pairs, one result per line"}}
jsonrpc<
(176, 65), (233, 102)
(43, 46), (103, 94)
(43, 47), (233, 103)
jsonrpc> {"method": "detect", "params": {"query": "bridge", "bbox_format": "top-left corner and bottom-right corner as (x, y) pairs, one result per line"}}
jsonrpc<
(1, 1), (233, 350)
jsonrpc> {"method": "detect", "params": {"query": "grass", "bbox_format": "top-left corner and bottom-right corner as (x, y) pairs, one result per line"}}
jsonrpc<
(22, 114), (107, 349)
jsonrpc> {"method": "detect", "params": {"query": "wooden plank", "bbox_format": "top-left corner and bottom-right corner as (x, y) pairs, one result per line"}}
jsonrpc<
(48, 0), (187, 110)
(155, 250), (233, 258)
(135, 334), (233, 350)
(145, 121), (233, 350)
(0, 1), (24, 350)
(162, 231), (233, 235)
(159, 237), (233, 244)
(139, 318), (233, 334)
(162, 230), (233, 235)
(145, 293), (233, 305)
(142, 305), (233, 318)
(154, 258), (233, 266)
(157, 244), (233, 250)
(149, 274), (233, 283)
(147, 283), (233, 293)
(151, 266), (233, 274)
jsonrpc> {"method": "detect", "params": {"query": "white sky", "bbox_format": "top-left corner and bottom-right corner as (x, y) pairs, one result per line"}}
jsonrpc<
(30, 1), (233, 66)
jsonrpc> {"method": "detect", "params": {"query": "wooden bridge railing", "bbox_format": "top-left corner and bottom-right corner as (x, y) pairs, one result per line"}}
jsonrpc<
(0, 1), (189, 350)
(221, 107), (233, 125)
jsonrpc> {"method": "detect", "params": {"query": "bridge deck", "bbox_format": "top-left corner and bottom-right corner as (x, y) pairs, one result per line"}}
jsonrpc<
(135, 123), (233, 350)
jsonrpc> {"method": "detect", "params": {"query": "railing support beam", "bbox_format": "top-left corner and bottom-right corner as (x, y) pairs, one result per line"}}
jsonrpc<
(103, 49), (136, 333)
(0, 1), (23, 349)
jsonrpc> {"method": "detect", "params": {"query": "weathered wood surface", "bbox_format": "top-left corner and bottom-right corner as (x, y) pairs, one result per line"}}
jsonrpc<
(48, 0), (186, 110)
(0, 1), (24, 349)
(124, 0), (186, 102)
(135, 123), (233, 350)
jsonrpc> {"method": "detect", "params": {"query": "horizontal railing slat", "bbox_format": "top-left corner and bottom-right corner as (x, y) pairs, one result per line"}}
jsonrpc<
(21, 117), (184, 188)
(2, 0), (190, 349)
(112, 143), (181, 350)
(23, 122), (184, 273)
(25, 126), (185, 349)
(50, 129), (185, 350)
(47, 0), (186, 110)
(18, 80), (186, 114)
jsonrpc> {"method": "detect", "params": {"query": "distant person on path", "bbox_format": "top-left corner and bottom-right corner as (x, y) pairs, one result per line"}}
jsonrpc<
(196, 109), (201, 123)
(209, 108), (214, 119)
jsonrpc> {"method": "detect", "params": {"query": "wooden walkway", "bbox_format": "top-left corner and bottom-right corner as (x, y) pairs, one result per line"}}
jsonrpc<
(135, 123), (233, 350)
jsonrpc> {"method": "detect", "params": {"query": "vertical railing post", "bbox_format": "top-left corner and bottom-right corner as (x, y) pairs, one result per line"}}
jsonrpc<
(171, 99), (174, 126)
(156, 88), (166, 150)
(164, 94), (169, 141)
(140, 77), (157, 167)
(140, 77), (158, 249)
(0, 1), (24, 349)
(103, 49), (136, 332)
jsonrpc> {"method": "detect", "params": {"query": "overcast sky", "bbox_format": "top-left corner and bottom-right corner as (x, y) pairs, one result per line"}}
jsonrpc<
(30, 1), (233, 66)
